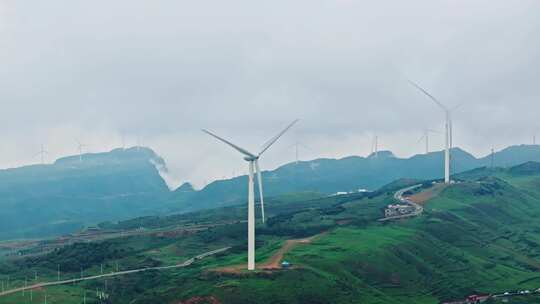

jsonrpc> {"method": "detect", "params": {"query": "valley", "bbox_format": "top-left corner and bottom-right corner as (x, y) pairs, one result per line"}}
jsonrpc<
(1, 162), (540, 303)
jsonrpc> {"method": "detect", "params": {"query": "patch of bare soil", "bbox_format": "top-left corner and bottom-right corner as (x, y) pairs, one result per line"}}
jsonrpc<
(407, 183), (447, 205)
(213, 233), (325, 274)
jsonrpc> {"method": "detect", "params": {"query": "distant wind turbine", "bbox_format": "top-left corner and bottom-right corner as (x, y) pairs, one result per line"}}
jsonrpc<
(35, 144), (48, 164)
(203, 119), (298, 270)
(76, 140), (88, 162)
(408, 80), (459, 184)
(417, 129), (438, 154)
(289, 141), (312, 165)
(371, 134), (379, 157)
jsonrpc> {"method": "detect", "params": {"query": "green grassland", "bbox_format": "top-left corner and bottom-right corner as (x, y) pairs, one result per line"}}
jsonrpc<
(2, 165), (540, 303)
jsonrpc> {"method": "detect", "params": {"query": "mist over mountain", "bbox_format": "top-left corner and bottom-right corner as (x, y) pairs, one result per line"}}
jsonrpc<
(1, 144), (539, 240)
(0, 147), (172, 239)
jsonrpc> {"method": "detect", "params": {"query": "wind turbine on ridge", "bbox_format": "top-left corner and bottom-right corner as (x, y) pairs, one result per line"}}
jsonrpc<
(408, 80), (459, 184)
(203, 119), (299, 271)
(370, 133), (379, 157)
(76, 140), (88, 162)
(418, 129), (438, 154)
(289, 141), (312, 165)
(35, 144), (48, 164)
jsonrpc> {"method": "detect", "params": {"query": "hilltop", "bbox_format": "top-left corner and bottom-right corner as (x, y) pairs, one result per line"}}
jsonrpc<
(0, 147), (172, 239)
(172, 144), (540, 211)
(1, 144), (540, 240)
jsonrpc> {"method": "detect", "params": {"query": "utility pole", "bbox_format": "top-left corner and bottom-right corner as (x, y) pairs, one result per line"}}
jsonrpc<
(23, 277), (27, 296)
(30, 288), (33, 302)
(57, 265), (60, 281)
(115, 261), (119, 272)
(35, 270), (38, 281)
(83, 290), (86, 304)
(100, 264), (103, 275)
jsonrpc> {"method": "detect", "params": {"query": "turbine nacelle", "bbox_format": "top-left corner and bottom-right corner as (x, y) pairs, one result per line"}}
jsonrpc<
(244, 156), (259, 162)
(408, 80), (455, 184)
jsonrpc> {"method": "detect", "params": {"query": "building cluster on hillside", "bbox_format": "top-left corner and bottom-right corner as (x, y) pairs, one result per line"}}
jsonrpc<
(384, 204), (416, 218)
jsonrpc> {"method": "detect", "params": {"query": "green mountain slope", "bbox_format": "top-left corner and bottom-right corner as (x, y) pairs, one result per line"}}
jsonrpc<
(0, 147), (172, 240)
(172, 145), (540, 212)
(2, 144), (540, 241)
(176, 174), (540, 303)
(2, 162), (540, 303)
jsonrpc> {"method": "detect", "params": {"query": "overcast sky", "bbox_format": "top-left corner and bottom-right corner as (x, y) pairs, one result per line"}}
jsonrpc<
(0, 0), (539, 188)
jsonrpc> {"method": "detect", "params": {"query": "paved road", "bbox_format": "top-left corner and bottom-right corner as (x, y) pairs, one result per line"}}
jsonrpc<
(379, 184), (423, 222)
(0, 247), (231, 297)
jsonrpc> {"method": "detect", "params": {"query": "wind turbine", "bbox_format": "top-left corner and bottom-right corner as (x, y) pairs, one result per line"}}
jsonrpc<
(76, 140), (88, 162)
(370, 134), (379, 157)
(408, 80), (457, 184)
(417, 129), (438, 154)
(35, 144), (48, 164)
(289, 141), (312, 165)
(203, 119), (298, 271)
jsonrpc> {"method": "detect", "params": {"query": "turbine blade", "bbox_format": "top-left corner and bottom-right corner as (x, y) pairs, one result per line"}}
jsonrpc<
(407, 80), (448, 111)
(202, 129), (256, 158)
(450, 103), (463, 112)
(417, 135), (425, 143)
(255, 160), (265, 223)
(258, 119), (299, 156)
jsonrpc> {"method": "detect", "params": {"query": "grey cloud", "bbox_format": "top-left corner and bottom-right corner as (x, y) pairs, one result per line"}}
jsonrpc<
(0, 0), (539, 186)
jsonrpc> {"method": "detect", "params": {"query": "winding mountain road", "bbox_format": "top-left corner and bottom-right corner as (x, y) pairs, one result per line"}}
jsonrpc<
(0, 247), (231, 297)
(379, 184), (424, 221)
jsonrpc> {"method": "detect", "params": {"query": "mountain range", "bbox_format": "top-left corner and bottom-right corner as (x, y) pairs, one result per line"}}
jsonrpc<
(1, 144), (540, 240)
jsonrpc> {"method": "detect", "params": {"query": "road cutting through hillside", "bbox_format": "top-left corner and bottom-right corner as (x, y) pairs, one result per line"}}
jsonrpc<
(0, 247), (230, 297)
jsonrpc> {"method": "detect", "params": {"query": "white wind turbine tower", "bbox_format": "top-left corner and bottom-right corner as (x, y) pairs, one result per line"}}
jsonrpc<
(290, 141), (312, 165)
(76, 140), (88, 162)
(409, 80), (457, 184)
(418, 129), (438, 154)
(370, 134), (379, 157)
(203, 119), (298, 271)
(35, 144), (48, 164)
